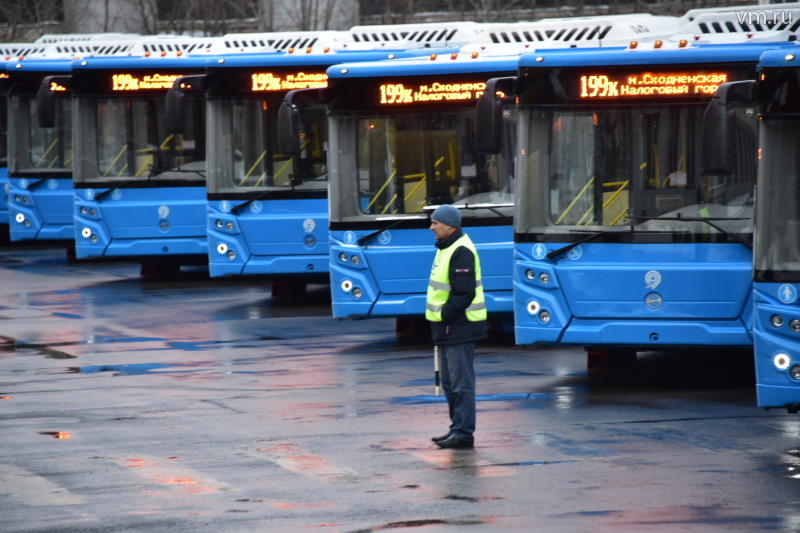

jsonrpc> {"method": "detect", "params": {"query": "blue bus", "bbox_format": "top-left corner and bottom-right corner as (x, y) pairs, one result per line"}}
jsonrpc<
(510, 35), (798, 367)
(5, 46), (75, 243)
(720, 48), (800, 411)
(201, 25), (481, 295)
(322, 15), (679, 335)
(69, 36), (222, 276)
(5, 36), (136, 245)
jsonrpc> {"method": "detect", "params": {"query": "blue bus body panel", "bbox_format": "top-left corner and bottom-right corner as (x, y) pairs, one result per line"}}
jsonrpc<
(0, 168), (8, 235)
(207, 199), (329, 277)
(754, 46), (800, 68)
(328, 55), (523, 78)
(519, 44), (792, 68)
(753, 282), (800, 409)
(207, 48), (459, 69)
(514, 242), (753, 347)
(8, 177), (73, 241)
(73, 186), (206, 259)
(330, 225), (513, 318)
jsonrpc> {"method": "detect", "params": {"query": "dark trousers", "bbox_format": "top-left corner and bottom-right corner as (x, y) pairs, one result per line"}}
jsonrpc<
(440, 342), (476, 440)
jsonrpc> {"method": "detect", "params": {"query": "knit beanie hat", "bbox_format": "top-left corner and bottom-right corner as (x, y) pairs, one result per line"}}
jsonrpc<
(431, 204), (461, 228)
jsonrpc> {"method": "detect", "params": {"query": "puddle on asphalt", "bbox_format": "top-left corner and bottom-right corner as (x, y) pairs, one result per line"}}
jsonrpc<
(348, 517), (485, 532)
(65, 362), (207, 376)
(0, 339), (77, 359)
(38, 431), (72, 439)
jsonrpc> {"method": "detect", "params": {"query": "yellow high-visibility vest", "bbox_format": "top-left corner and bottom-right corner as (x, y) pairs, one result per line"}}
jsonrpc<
(425, 233), (487, 322)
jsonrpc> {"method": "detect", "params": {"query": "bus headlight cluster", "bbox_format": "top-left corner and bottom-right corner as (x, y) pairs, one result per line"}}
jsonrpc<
(774, 353), (792, 370)
(338, 252), (361, 265)
(79, 206), (97, 217)
(14, 194), (30, 204)
(80, 227), (99, 243)
(214, 219), (236, 232)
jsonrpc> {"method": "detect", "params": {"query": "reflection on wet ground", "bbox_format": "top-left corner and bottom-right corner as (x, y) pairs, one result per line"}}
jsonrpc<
(0, 246), (798, 532)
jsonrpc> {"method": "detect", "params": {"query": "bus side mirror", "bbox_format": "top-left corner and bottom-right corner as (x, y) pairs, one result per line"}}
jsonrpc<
(701, 80), (756, 175)
(476, 76), (516, 154)
(277, 87), (327, 156)
(36, 75), (70, 128)
(277, 97), (301, 156)
(166, 75), (205, 134)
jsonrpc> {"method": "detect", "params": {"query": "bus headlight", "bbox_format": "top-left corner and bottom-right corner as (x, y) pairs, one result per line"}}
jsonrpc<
(341, 279), (353, 292)
(339, 252), (348, 262)
(539, 310), (551, 323)
(791, 366), (800, 380)
(772, 315), (785, 328)
(81, 227), (92, 239)
(774, 353), (792, 370)
(351, 255), (360, 265)
(80, 207), (88, 215)
(525, 269), (535, 280)
(539, 272), (550, 284)
(225, 221), (234, 231)
(15, 213), (25, 224)
(791, 319), (800, 333)
(226, 250), (236, 260)
(216, 243), (228, 255)
(352, 287), (363, 299)
(526, 300), (541, 315)
(215, 219), (223, 228)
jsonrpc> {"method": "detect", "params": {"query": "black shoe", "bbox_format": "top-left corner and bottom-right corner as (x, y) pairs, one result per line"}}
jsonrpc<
(435, 435), (474, 449)
(431, 432), (452, 443)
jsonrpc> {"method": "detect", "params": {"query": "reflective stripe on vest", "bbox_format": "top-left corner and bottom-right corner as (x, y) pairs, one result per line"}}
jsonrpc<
(425, 233), (487, 322)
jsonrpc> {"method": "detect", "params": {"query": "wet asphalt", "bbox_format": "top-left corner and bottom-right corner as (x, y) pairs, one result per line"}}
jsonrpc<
(0, 244), (799, 532)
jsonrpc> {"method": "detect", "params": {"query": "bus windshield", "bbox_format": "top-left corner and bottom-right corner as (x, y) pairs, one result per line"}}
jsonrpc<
(8, 94), (72, 174)
(329, 107), (515, 223)
(73, 95), (205, 184)
(755, 119), (800, 279)
(207, 98), (327, 195)
(516, 105), (755, 238)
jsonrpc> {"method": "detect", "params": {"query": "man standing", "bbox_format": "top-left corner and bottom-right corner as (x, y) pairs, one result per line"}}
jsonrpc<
(426, 204), (487, 449)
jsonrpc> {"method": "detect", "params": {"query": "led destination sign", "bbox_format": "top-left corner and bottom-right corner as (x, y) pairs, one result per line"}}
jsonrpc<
(578, 71), (730, 99)
(250, 71), (327, 92)
(378, 80), (487, 105)
(111, 73), (186, 91)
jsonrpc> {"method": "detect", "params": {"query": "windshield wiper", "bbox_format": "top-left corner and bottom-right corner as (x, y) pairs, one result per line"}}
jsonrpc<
(95, 188), (115, 201)
(422, 202), (514, 223)
(545, 230), (614, 261)
(231, 190), (276, 215)
(629, 215), (752, 249)
(357, 218), (412, 246)
(25, 178), (49, 191)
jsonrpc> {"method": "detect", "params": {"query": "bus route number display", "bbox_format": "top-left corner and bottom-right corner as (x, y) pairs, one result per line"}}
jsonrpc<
(111, 73), (185, 91)
(378, 80), (486, 105)
(250, 72), (327, 92)
(578, 71), (729, 99)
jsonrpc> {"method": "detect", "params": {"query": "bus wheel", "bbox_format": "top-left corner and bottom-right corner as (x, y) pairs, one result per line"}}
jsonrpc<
(271, 281), (307, 301)
(587, 349), (637, 376)
(140, 262), (180, 279)
(396, 317), (431, 345)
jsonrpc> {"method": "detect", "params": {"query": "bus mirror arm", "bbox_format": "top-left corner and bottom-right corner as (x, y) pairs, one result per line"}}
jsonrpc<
(36, 75), (71, 128)
(701, 80), (756, 175)
(277, 87), (328, 157)
(166, 75), (206, 135)
(476, 76), (517, 154)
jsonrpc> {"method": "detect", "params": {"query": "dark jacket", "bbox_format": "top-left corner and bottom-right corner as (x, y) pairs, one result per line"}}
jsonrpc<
(429, 229), (488, 345)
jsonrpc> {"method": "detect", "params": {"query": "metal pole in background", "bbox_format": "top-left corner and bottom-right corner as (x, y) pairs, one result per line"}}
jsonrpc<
(434, 345), (440, 396)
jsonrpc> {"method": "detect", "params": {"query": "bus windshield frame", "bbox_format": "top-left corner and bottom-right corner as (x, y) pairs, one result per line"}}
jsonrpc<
(328, 72), (516, 228)
(514, 64), (757, 244)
